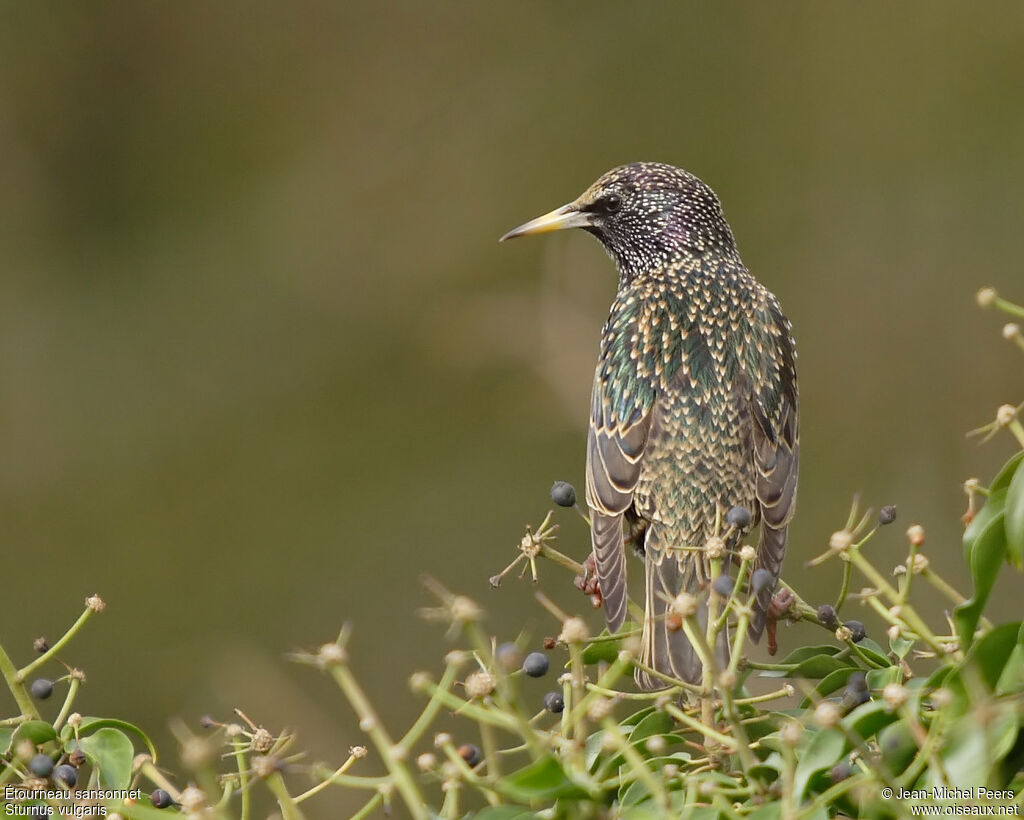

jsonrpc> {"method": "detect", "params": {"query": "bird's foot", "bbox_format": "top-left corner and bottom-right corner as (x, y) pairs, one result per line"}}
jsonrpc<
(765, 587), (797, 656)
(573, 553), (604, 610)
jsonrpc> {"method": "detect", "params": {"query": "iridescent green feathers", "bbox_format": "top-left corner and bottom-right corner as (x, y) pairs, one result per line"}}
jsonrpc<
(505, 162), (798, 689)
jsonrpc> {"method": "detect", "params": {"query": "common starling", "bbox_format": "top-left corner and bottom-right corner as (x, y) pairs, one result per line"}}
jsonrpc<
(502, 162), (799, 688)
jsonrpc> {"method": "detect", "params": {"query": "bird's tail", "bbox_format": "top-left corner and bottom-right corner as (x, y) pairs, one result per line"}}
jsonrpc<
(635, 526), (729, 690)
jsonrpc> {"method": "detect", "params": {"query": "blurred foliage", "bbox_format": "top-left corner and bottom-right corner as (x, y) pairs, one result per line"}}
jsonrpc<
(1, 293), (1022, 818)
(3, 4), (1024, 817)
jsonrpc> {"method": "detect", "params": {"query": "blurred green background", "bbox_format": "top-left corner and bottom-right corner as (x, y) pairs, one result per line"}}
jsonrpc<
(2, 2), (1023, 814)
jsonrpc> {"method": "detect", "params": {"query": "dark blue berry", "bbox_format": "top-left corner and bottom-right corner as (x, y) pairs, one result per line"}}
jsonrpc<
(30, 678), (53, 700)
(816, 605), (839, 629)
(829, 761), (854, 783)
(53, 764), (77, 787)
(550, 481), (577, 508)
(543, 692), (565, 713)
(151, 789), (174, 809)
(846, 671), (868, 693)
(725, 505), (752, 529)
(458, 743), (482, 767)
(751, 569), (773, 594)
(28, 754), (54, 778)
(712, 575), (735, 597)
(844, 620), (867, 643)
(522, 652), (549, 678)
(878, 505), (897, 525)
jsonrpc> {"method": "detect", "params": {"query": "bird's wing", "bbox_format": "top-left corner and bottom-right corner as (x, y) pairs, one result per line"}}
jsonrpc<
(748, 294), (799, 640)
(585, 301), (655, 632)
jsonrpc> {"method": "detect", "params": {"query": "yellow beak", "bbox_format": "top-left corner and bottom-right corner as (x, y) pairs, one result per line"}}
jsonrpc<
(499, 202), (594, 242)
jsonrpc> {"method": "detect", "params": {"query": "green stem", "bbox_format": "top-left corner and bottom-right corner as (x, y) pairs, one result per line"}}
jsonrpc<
(601, 717), (670, 811)
(834, 559), (853, 611)
(17, 606), (96, 683)
(266, 771), (306, 820)
(993, 295), (1024, 320)
(847, 550), (946, 654)
(294, 752), (359, 804)
(538, 543), (586, 576)
(0, 641), (39, 720)
(329, 664), (428, 820)
(53, 677), (80, 731)
(663, 702), (737, 750)
(402, 662), (461, 748)
(350, 791), (384, 820)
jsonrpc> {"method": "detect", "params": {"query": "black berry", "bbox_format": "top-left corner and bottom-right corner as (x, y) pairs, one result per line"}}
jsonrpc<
(878, 505), (897, 526)
(550, 481), (577, 508)
(68, 749), (86, 768)
(725, 505), (752, 529)
(457, 743), (482, 767)
(844, 620), (867, 643)
(829, 761), (854, 783)
(30, 678), (54, 700)
(751, 569), (773, 594)
(151, 789), (174, 809)
(712, 575), (735, 597)
(543, 692), (565, 713)
(28, 754), (54, 778)
(53, 764), (77, 787)
(522, 652), (549, 678)
(816, 605), (839, 629)
(846, 671), (868, 693)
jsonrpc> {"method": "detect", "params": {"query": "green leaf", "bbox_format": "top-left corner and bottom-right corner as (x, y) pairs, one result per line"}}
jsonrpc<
(879, 722), (918, 776)
(619, 809), (667, 820)
(0, 727), (14, 755)
(793, 728), (845, 800)
(473, 808), (536, 820)
(856, 638), (892, 668)
(775, 645), (842, 666)
(13, 720), (57, 747)
(964, 488), (1007, 561)
(866, 666), (901, 689)
(991, 451), (1024, 492)
(73, 727), (134, 789)
(748, 751), (783, 785)
(969, 621), (1023, 690)
(745, 804), (782, 820)
(799, 668), (860, 707)
(789, 656), (859, 680)
(496, 755), (588, 802)
(1005, 455), (1024, 569)
(629, 710), (674, 743)
(955, 502), (1008, 650)
(619, 706), (656, 727)
(78, 716), (158, 762)
(841, 700), (898, 743)
(889, 635), (915, 659)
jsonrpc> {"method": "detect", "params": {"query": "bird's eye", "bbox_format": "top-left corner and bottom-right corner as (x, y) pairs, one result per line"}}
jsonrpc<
(601, 193), (622, 214)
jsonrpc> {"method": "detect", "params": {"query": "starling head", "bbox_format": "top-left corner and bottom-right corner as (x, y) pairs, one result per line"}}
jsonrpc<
(501, 162), (737, 281)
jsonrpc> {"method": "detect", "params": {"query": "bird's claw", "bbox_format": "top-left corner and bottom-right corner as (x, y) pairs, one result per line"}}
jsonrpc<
(574, 553), (604, 609)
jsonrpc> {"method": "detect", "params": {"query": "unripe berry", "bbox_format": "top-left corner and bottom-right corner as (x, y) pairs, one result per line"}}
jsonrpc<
(458, 744), (482, 767)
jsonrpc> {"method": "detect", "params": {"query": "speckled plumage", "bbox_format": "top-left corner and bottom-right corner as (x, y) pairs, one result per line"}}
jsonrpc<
(503, 162), (799, 689)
